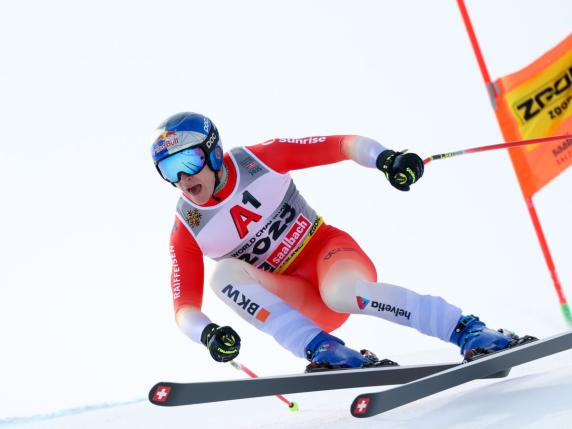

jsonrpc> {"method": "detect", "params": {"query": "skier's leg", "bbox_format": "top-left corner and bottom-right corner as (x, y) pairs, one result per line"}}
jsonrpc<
(211, 257), (346, 329)
(315, 228), (527, 357)
(315, 229), (463, 342)
(210, 258), (343, 358)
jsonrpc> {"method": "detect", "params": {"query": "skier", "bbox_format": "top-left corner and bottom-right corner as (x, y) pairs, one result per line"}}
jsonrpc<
(152, 112), (529, 371)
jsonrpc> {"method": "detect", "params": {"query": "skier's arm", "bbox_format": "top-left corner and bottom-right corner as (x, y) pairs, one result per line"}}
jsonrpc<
(171, 218), (241, 362)
(248, 135), (424, 191)
(170, 218), (210, 343)
(247, 135), (387, 172)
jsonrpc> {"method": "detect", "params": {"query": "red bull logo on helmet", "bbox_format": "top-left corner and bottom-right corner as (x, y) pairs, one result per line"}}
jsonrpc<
(154, 131), (180, 154)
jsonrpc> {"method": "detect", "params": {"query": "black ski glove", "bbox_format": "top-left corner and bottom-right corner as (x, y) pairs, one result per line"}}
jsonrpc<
(376, 149), (424, 191)
(201, 323), (241, 362)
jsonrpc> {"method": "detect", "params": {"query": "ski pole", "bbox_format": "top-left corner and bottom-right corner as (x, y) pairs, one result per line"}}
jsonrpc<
(229, 361), (300, 412)
(423, 134), (570, 165)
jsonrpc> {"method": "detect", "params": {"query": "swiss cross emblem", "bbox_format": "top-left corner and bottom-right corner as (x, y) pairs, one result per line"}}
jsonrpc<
(354, 397), (370, 415)
(153, 385), (171, 403)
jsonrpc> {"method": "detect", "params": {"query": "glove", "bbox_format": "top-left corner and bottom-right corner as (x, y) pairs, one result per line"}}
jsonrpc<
(376, 149), (424, 191)
(201, 323), (241, 362)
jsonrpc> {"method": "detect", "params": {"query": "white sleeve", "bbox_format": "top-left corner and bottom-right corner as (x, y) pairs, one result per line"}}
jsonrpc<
(350, 136), (388, 168)
(178, 307), (212, 344)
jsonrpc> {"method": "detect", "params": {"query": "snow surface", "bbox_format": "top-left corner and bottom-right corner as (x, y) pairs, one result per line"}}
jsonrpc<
(3, 349), (572, 429)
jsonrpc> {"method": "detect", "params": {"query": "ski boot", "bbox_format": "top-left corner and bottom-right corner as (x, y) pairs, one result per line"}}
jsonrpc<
(304, 331), (398, 373)
(450, 314), (537, 361)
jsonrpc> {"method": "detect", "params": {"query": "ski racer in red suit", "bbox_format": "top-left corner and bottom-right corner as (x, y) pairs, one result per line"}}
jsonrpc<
(151, 112), (529, 370)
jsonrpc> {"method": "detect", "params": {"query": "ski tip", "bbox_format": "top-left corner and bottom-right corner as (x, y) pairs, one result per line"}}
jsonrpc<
(149, 382), (175, 406)
(351, 395), (372, 418)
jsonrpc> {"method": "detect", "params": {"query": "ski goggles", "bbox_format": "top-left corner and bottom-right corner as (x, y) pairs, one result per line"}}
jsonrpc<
(157, 146), (207, 183)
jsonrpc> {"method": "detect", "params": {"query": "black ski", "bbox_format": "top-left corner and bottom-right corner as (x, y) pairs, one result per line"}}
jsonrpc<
(149, 361), (509, 406)
(350, 330), (572, 418)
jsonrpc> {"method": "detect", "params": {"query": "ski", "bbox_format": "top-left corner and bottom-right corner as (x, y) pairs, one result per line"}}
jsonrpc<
(149, 361), (509, 406)
(351, 330), (572, 418)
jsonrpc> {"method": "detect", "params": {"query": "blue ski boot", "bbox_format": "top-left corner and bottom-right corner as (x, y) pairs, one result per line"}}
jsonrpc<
(304, 331), (397, 373)
(450, 315), (537, 361)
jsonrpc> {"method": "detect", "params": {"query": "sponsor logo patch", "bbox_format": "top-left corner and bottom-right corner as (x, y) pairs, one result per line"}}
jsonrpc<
(266, 214), (311, 268)
(205, 131), (217, 148)
(278, 136), (327, 145)
(154, 131), (180, 153)
(170, 245), (181, 300)
(323, 247), (356, 260)
(222, 284), (271, 322)
(256, 308), (271, 322)
(356, 296), (411, 320)
(515, 66), (572, 123)
(356, 296), (370, 310)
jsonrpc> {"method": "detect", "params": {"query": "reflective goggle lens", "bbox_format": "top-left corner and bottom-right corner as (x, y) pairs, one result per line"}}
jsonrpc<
(157, 147), (207, 183)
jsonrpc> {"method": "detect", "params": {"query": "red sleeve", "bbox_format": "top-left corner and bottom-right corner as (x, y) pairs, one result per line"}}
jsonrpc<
(169, 216), (205, 313)
(247, 135), (349, 174)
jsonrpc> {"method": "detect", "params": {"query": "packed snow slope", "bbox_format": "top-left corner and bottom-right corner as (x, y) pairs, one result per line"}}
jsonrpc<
(3, 347), (572, 429)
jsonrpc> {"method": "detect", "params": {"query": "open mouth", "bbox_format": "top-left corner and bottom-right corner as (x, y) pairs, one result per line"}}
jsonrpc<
(188, 184), (202, 196)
